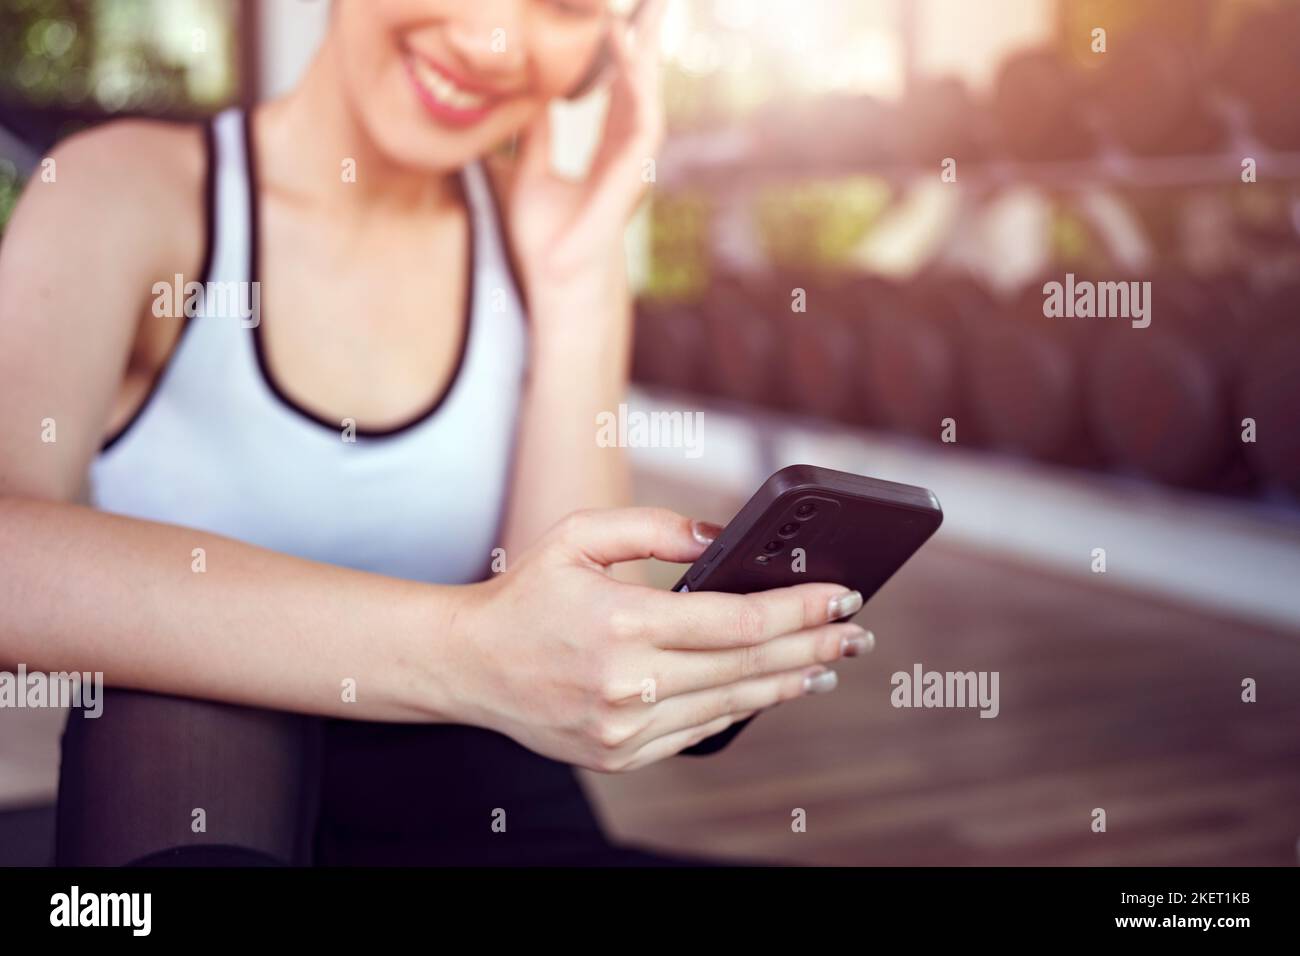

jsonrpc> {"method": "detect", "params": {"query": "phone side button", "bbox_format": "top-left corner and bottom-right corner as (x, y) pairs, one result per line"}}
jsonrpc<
(687, 546), (723, 586)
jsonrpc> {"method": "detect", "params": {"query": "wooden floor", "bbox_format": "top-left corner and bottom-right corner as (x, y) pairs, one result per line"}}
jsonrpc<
(581, 475), (1300, 866)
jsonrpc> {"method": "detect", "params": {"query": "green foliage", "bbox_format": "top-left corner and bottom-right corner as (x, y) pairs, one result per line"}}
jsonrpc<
(754, 177), (891, 272)
(0, 0), (93, 106)
(0, 0), (236, 113)
(0, 157), (24, 236)
(645, 193), (711, 301)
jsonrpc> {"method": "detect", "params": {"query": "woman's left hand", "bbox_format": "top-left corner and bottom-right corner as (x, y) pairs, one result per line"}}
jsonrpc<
(503, 0), (666, 296)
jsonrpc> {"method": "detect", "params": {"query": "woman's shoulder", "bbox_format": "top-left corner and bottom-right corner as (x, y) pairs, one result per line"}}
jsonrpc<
(0, 116), (213, 338)
(4, 116), (211, 295)
(47, 116), (207, 226)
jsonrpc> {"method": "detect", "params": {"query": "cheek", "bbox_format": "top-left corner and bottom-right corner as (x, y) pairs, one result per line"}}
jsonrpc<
(530, 22), (607, 97)
(336, 6), (403, 100)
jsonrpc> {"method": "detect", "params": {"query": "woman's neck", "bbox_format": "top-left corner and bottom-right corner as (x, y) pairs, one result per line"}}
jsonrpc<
(253, 34), (460, 217)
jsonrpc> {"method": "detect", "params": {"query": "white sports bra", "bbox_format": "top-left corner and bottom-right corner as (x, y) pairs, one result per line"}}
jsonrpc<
(90, 108), (529, 584)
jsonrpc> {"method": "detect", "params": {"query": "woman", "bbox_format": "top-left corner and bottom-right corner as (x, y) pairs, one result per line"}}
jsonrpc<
(0, 0), (869, 866)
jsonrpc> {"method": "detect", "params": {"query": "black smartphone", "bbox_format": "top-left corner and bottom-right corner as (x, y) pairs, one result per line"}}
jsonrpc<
(674, 463), (944, 755)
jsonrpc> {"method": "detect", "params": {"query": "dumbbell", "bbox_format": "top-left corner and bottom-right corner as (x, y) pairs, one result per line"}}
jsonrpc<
(701, 274), (785, 409)
(1218, 5), (1300, 151)
(1237, 281), (1300, 494)
(1091, 31), (1225, 157)
(777, 276), (870, 425)
(1086, 275), (1247, 489)
(631, 295), (707, 394)
(967, 276), (1098, 465)
(859, 272), (992, 445)
(992, 48), (1096, 162)
(899, 76), (990, 168)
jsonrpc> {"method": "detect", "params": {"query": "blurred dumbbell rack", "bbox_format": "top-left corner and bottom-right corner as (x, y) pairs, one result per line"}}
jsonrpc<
(633, 22), (1300, 629)
(656, 127), (1300, 192)
(635, 127), (1300, 483)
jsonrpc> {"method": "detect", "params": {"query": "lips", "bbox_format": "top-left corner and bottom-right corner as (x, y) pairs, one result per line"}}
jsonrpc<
(404, 53), (497, 127)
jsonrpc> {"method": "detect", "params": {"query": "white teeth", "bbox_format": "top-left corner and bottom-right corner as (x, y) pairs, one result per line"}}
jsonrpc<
(410, 57), (486, 111)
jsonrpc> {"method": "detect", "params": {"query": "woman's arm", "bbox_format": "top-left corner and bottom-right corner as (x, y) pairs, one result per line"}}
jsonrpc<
(0, 121), (460, 722)
(498, 3), (666, 555)
(0, 498), (463, 721)
(499, 253), (635, 557)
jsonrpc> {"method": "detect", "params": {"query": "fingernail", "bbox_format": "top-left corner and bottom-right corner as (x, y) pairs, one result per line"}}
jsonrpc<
(841, 629), (875, 658)
(803, 669), (838, 695)
(691, 520), (724, 546)
(827, 590), (862, 621)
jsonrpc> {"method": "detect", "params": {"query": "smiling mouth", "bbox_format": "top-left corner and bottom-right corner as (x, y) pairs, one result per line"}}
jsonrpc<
(404, 53), (496, 124)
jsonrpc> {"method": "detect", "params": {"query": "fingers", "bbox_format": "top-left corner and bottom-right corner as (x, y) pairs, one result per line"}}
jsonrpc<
(587, 0), (664, 202)
(619, 706), (758, 772)
(594, 605), (873, 773)
(630, 664), (834, 754)
(637, 583), (863, 650)
(626, 0), (667, 100)
(645, 622), (873, 699)
(512, 104), (553, 186)
(554, 507), (719, 568)
(620, 0), (666, 30)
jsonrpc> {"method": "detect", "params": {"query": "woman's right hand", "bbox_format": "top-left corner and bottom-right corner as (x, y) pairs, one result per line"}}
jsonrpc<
(434, 507), (872, 773)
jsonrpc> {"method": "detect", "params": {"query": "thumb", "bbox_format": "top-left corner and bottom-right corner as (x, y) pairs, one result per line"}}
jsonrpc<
(513, 105), (553, 187)
(556, 507), (723, 568)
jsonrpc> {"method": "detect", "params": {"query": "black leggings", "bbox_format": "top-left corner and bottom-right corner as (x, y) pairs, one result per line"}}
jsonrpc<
(56, 689), (712, 867)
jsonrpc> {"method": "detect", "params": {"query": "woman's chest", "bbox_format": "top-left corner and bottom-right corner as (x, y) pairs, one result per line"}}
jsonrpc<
(255, 196), (473, 431)
(92, 306), (526, 584)
(93, 215), (527, 584)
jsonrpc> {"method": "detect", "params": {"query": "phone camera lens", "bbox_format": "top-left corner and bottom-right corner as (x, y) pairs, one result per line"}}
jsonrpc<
(762, 539), (783, 554)
(778, 521), (801, 538)
(795, 502), (817, 519)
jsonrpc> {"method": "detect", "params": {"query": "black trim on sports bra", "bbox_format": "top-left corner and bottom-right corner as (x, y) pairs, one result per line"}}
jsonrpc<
(100, 119), (217, 453)
(243, 109), (476, 440)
